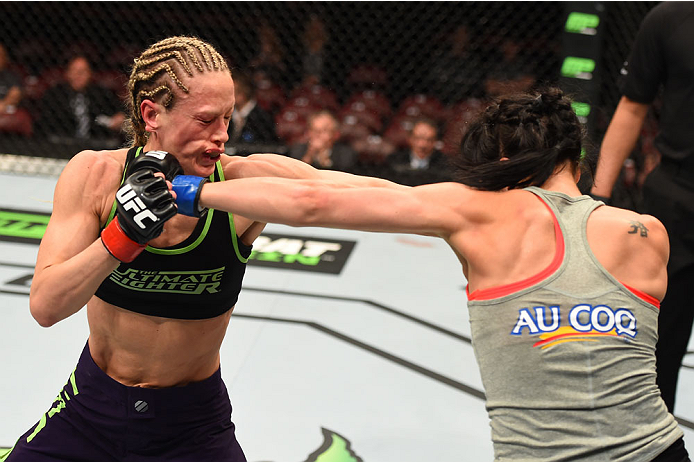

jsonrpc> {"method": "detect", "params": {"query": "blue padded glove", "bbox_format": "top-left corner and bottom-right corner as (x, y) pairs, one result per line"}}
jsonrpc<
(172, 175), (208, 217)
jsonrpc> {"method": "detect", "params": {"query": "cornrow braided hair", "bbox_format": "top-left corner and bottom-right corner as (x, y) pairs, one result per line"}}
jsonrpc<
(452, 87), (595, 191)
(124, 36), (230, 146)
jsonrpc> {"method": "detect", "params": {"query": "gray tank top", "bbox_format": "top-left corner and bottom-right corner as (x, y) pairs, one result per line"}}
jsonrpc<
(468, 187), (682, 461)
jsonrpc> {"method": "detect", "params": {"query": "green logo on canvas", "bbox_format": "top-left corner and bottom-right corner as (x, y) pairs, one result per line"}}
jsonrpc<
(0, 210), (49, 241)
(303, 428), (363, 462)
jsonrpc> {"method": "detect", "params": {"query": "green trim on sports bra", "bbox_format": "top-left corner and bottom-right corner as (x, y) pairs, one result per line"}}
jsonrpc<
(146, 208), (215, 255)
(216, 161), (249, 264)
(145, 161), (220, 255)
(104, 146), (144, 226)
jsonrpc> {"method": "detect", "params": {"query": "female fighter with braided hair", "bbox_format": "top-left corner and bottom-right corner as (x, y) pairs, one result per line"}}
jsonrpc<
(174, 88), (690, 461)
(2, 36), (394, 462)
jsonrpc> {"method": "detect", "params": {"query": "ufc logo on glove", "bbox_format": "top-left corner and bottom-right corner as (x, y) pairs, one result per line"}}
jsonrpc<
(116, 184), (159, 229)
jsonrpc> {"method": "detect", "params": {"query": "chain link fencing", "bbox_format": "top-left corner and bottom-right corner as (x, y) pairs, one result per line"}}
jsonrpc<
(0, 1), (659, 195)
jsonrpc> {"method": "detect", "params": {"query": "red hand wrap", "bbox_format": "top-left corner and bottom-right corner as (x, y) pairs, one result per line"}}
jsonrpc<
(101, 219), (147, 263)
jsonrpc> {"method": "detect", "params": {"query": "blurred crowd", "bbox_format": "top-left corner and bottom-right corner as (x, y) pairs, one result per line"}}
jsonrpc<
(0, 15), (660, 197)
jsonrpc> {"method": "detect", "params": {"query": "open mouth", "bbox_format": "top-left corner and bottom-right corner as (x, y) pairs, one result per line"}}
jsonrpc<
(204, 151), (222, 161)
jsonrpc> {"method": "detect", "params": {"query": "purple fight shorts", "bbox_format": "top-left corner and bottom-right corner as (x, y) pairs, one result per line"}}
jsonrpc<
(1, 341), (246, 461)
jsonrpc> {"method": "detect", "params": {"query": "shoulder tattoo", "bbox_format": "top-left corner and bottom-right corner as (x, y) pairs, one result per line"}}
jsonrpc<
(628, 220), (649, 237)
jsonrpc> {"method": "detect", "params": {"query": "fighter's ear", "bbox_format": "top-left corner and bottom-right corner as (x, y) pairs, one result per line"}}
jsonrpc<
(141, 99), (161, 132)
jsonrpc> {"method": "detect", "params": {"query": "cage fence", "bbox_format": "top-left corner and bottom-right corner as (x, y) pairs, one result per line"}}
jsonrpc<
(0, 1), (659, 200)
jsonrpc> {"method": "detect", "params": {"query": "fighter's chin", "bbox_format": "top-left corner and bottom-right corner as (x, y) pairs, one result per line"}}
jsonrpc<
(191, 153), (221, 176)
(190, 164), (215, 178)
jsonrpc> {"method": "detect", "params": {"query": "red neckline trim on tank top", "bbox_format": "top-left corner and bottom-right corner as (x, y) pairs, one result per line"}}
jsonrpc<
(467, 198), (564, 301)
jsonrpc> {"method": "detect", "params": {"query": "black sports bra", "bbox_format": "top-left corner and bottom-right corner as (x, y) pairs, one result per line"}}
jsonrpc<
(94, 147), (252, 319)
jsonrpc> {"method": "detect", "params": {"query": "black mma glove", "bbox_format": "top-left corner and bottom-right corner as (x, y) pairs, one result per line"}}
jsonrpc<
(126, 150), (183, 181)
(101, 169), (177, 262)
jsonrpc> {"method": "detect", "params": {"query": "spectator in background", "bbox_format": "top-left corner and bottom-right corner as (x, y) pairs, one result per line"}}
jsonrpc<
(424, 24), (486, 103)
(0, 42), (23, 113)
(386, 118), (450, 186)
(228, 70), (278, 147)
(484, 37), (536, 98)
(249, 19), (286, 86)
(39, 55), (125, 142)
(299, 15), (330, 87)
(289, 110), (357, 172)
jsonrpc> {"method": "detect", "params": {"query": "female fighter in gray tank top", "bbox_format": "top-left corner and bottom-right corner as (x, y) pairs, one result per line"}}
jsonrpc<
(468, 187), (682, 461)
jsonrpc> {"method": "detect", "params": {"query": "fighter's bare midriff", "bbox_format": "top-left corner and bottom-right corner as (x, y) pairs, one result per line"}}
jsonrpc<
(87, 297), (233, 387)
